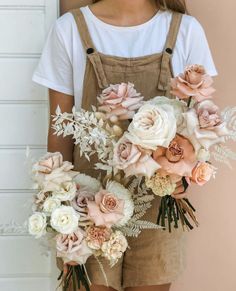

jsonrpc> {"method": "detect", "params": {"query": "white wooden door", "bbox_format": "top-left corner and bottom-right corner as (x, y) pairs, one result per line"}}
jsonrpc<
(0, 1), (59, 290)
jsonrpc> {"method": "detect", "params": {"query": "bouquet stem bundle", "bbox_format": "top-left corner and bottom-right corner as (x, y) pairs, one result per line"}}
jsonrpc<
(157, 196), (199, 232)
(58, 265), (90, 291)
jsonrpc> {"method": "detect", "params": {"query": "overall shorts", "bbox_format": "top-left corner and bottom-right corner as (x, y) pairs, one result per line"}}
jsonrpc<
(70, 8), (186, 290)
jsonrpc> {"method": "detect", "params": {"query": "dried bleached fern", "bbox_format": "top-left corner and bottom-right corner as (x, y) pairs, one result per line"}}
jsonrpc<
(117, 177), (162, 237)
(52, 105), (115, 166)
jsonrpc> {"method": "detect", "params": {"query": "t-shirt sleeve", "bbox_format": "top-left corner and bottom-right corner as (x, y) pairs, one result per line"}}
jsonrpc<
(185, 17), (218, 76)
(32, 20), (74, 95)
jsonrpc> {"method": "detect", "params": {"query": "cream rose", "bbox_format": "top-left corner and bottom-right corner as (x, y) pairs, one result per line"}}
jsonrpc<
(126, 103), (177, 150)
(51, 206), (79, 234)
(28, 212), (47, 238)
(147, 96), (187, 132)
(43, 197), (61, 214)
(52, 181), (77, 201)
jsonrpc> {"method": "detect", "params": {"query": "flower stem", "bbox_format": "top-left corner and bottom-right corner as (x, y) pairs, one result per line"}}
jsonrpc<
(187, 96), (192, 107)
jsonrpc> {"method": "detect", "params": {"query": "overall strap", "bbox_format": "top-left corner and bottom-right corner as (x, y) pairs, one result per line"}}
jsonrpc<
(71, 8), (109, 89)
(158, 12), (183, 91)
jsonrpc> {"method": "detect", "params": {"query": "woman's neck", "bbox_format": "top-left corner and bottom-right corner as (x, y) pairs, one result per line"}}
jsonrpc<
(90, 0), (159, 27)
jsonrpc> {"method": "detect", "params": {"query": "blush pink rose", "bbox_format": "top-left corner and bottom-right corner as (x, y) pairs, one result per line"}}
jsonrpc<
(196, 100), (222, 129)
(87, 190), (125, 228)
(86, 226), (111, 250)
(180, 100), (229, 152)
(191, 162), (216, 185)
(113, 136), (160, 178)
(153, 134), (197, 177)
(34, 152), (63, 174)
(55, 228), (92, 264)
(171, 65), (216, 102)
(97, 82), (144, 122)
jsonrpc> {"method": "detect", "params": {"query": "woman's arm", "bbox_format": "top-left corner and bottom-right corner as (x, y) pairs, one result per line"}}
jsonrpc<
(48, 89), (75, 162)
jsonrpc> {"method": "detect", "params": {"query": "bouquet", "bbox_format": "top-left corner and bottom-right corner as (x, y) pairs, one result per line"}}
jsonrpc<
(51, 65), (236, 232)
(28, 152), (160, 290)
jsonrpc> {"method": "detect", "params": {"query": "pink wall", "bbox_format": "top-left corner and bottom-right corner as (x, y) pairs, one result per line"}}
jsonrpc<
(172, 1), (236, 291)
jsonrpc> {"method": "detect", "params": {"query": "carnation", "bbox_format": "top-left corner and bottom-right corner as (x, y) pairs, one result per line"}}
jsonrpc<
(86, 226), (112, 251)
(145, 171), (176, 197)
(101, 230), (128, 266)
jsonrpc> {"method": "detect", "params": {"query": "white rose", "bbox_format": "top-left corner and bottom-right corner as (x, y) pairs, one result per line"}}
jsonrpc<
(28, 212), (47, 238)
(52, 181), (77, 201)
(197, 148), (211, 162)
(43, 197), (61, 214)
(147, 96), (187, 132)
(126, 103), (177, 150)
(51, 206), (79, 234)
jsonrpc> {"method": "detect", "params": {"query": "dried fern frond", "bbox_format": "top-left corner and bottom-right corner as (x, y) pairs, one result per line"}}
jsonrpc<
(117, 177), (161, 237)
(51, 105), (115, 171)
(212, 144), (236, 168)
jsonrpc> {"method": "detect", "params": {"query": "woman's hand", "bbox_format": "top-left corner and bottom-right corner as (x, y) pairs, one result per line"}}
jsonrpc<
(171, 179), (189, 199)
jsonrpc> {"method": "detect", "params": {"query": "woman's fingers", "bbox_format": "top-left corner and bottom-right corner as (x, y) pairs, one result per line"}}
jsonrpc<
(63, 264), (68, 277)
(63, 261), (78, 276)
(66, 261), (78, 266)
(173, 184), (185, 195)
(172, 191), (188, 199)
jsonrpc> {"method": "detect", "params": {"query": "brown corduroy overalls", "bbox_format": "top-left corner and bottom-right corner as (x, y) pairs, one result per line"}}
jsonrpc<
(70, 8), (186, 291)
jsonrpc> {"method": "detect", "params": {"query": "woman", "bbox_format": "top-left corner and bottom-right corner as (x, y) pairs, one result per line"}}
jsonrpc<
(32, 0), (217, 290)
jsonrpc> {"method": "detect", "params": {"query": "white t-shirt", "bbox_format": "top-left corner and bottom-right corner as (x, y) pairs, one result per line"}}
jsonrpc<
(32, 6), (218, 107)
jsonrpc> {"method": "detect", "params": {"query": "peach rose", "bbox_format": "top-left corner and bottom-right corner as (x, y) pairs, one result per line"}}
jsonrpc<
(180, 100), (229, 152)
(191, 162), (216, 186)
(97, 82), (144, 122)
(153, 134), (197, 177)
(56, 228), (92, 264)
(86, 226), (111, 250)
(171, 65), (216, 102)
(87, 190), (124, 228)
(113, 135), (160, 178)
